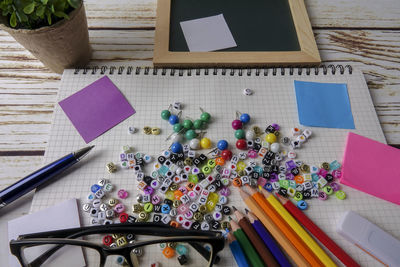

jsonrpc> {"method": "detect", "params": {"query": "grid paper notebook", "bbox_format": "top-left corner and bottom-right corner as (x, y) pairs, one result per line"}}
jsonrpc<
(30, 66), (400, 267)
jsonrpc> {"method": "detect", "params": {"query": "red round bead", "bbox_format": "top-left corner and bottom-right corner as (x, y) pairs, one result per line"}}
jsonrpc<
(236, 139), (247, 150)
(102, 235), (113, 246)
(231, 120), (243, 130)
(221, 149), (233, 160)
(119, 212), (129, 223)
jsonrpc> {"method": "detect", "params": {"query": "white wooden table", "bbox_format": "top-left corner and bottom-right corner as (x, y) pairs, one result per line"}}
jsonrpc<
(0, 0), (399, 265)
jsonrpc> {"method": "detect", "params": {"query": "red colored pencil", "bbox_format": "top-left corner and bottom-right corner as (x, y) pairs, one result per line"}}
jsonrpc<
(275, 194), (360, 267)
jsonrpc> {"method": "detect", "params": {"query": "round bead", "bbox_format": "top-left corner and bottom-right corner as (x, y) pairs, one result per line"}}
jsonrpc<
(168, 115), (179, 125)
(200, 137), (212, 149)
(117, 189), (129, 199)
(335, 190), (346, 200)
(151, 127), (161, 135)
(240, 113), (250, 124)
(243, 88), (253, 95)
(297, 200), (308, 210)
(245, 130), (255, 140)
(265, 133), (277, 143)
(161, 110), (171, 120)
(171, 142), (183, 153)
(189, 138), (200, 149)
(200, 112), (211, 122)
(271, 123), (280, 131)
(232, 119), (243, 130)
(221, 149), (232, 160)
(270, 142), (280, 153)
(173, 123), (183, 133)
(193, 119), (203, 129)
(170, 133), (182, 143)
(318, 191), (328, 201)
(217, 140), (228, 150)
(185, 130), (197, 140)
(183, 119), (193, 129)
(234, 129), (245, 139)
(236, 139), (247, 150)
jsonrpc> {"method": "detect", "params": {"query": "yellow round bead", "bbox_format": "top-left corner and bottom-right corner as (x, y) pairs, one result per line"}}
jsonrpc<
(200, 137), (212, 149)
(165, 190), (175, 200)
(236, 161), (247, 171)
(265, 133), (277, 143)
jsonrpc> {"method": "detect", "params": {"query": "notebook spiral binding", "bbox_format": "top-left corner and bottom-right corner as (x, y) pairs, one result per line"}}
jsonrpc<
(74, 65), (352, 76)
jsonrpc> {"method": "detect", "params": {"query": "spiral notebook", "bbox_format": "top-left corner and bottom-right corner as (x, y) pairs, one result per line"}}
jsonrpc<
(30, 66), (400, 267)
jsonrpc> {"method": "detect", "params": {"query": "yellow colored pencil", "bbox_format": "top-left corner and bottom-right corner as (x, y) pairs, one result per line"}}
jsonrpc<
(259, 186), (337, 267)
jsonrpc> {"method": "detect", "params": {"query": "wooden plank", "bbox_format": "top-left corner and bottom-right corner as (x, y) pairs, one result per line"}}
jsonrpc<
(0, 156), (43, 189)
(0, 29), (399, 150)
(81, 0), (400, 29)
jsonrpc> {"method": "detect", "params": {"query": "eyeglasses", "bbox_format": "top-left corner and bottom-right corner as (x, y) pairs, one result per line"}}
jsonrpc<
(10, 222), (225, 267)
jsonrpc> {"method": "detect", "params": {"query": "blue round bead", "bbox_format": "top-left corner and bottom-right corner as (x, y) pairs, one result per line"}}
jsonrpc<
(297, 200), (308, 210)
(240, 113), (250, 124)
(171, 142), (182, 153)
(217, 140), (228, 150)
(168, 115), (179, 125)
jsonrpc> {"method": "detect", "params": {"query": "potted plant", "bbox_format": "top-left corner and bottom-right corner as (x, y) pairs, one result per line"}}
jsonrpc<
(0, 0), (91, 73)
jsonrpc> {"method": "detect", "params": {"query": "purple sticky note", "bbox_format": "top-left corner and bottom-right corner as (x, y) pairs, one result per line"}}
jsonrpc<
(59, 76), (135, 143)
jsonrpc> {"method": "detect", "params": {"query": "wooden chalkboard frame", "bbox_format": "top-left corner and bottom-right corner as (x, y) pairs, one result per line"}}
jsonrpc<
(153, 0), (320, 67)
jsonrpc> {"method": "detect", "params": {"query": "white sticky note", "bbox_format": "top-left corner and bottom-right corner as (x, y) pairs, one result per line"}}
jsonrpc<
(180, 14), (237, 52)
(8, 199), (85, 267)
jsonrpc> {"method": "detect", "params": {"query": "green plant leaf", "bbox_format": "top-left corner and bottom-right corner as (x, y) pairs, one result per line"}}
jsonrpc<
(67, 0), (80, 9)
(36, 4), (45, 16)
(41, 0), (48, 4)
(50, 4), (54, 13)
(10, 10), (16, 27)
(46, 10), (51, 25)
(54, 10), (68, 19)
(16, 9), (28, 22)
(23, 2), (35, 14)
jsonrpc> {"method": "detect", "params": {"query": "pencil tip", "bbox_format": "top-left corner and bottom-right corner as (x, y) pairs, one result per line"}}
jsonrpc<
(244, 208), (249, 214)
(232, 206), (237, 211)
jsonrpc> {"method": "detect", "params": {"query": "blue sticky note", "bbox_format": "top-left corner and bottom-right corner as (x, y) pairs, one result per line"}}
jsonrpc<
(294, 80), (355, 129)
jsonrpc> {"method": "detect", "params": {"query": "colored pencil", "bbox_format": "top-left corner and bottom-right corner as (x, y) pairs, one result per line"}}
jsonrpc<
(259, 187), (337, 267)
(246, 209), (292, 267)
(229, 217), (265, 267)
(275, 193), (361, 267)
(233, 206), (279, 267)
(238, 188), (310, 267)
(227, 231), (251, 267)
(245, 186), (323, 266)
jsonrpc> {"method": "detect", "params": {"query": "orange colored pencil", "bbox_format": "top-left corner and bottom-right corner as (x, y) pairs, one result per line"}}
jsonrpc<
(238, 188), (310, 267)
(246, 186), (324, 266)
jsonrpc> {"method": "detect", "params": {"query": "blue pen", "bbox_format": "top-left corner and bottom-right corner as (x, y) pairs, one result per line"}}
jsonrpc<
(0, 146), (94, 209)
(227, 231), (250, 267)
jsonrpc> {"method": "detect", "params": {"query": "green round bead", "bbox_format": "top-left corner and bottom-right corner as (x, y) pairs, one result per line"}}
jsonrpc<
(183, 119), (193, 129)
(161, 110), (171, 120)
(193, 119), (204, 129)
(200, 112), (211, 122)
(235, 129), (245, 139)
(173, 123), (183, 133)
(185, 129), (197, 140)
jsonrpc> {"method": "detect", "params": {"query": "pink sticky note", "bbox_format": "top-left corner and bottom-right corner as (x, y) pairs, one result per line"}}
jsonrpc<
(59, 76), (135, 143)
(341, 132), (400, 205)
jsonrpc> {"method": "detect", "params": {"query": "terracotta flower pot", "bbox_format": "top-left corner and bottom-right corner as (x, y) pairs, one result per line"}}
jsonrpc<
(0, 3), (91, 74)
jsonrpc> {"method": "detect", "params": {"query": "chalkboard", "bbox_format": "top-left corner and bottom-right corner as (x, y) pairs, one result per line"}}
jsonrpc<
(154, 0), (320, 67)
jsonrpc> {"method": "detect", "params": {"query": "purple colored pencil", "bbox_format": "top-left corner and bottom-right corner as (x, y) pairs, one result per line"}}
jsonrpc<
(246, 210), (292, 267)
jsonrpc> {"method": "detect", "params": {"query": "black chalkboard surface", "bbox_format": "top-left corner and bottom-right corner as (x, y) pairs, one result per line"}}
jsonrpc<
(154, 0), (320, 67)
(169, 0), (300, 52)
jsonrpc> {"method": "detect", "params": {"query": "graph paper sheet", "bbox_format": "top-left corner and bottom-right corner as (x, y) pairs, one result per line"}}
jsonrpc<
(30, 67), (400, 267)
